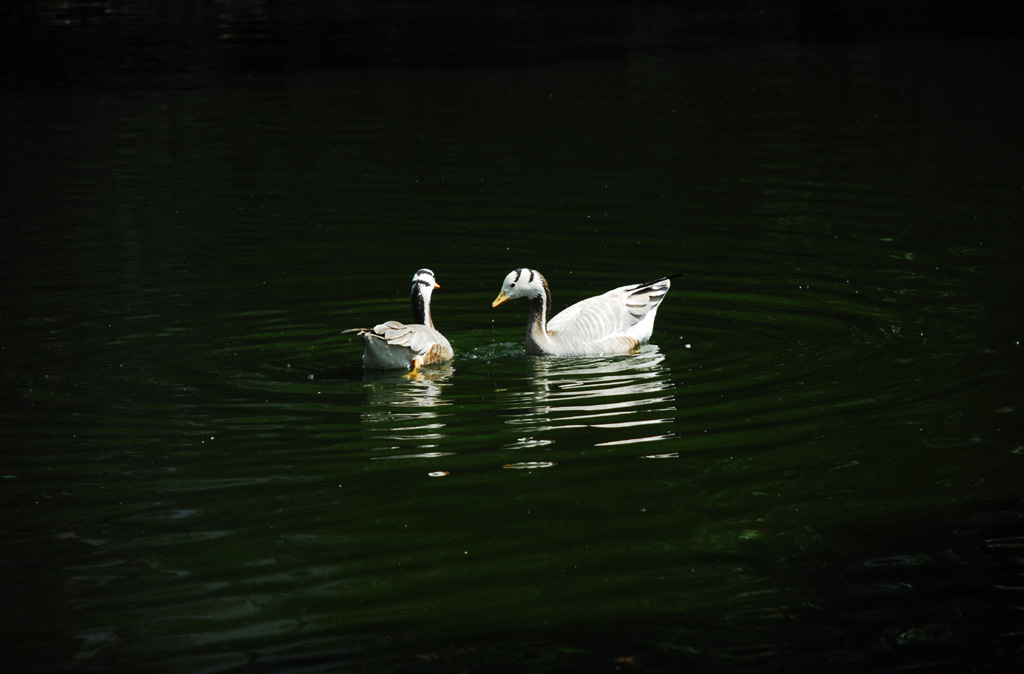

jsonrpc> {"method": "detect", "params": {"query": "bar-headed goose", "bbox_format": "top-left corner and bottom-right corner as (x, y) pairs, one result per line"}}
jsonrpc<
(491, 268), (677, 356)
(343, 269), (454, 370)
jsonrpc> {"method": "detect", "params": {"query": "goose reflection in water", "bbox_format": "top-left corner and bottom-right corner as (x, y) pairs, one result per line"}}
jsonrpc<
(497, 346), (676, 451)
(359, 364), (455, 460)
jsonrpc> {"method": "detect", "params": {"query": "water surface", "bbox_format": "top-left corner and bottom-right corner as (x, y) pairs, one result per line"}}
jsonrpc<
(3, 5), (1023, 673)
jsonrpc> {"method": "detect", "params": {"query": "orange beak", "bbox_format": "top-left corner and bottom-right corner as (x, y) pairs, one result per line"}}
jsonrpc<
(491, 290), (509, 308)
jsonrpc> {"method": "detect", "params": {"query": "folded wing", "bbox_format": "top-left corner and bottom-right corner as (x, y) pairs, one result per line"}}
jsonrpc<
(547, 277), (672, 345)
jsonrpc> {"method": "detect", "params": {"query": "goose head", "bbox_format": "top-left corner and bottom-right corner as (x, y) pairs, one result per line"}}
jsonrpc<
(411, 268), (440, 326)
(412, 268), (440, 296)
(492, 268), (547, 307)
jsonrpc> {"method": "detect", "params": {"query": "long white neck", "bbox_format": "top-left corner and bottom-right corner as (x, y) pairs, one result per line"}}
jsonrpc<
(411, 286), (434, 329)
(524, 280), (552, 353)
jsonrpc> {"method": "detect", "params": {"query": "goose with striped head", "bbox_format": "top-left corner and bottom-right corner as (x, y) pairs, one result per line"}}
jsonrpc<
(491, 268), (677, 356)
(343, 269), (454, 370)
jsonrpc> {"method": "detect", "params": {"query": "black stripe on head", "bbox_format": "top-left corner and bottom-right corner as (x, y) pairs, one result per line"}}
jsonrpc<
(413, 269), (435, 287)
(527, 269), (535, 284)
(513, 269), (524, 284)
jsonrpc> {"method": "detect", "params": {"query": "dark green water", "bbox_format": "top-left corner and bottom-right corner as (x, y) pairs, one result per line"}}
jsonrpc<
(3, 4), (1024, 672)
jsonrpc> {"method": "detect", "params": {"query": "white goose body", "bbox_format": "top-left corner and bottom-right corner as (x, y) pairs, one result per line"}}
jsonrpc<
(492, 268), (676, 357)
(343, 269), (454, 370)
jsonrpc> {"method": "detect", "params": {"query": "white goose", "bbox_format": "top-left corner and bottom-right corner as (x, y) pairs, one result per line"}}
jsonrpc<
(491, 268), (677, 356)
(343, 269), (454, 370)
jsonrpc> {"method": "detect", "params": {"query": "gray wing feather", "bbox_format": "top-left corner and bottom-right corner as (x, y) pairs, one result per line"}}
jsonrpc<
(548, 278), (670, 342)
(371, 321), (451, 356)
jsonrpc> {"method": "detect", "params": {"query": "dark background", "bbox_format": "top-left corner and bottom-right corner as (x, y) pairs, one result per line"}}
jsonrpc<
(4, 0), (1024, 91)
(3, 3), (1023, 673)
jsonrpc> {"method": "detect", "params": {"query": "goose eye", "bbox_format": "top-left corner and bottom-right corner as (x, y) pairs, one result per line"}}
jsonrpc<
(510, 283), (516, 288)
